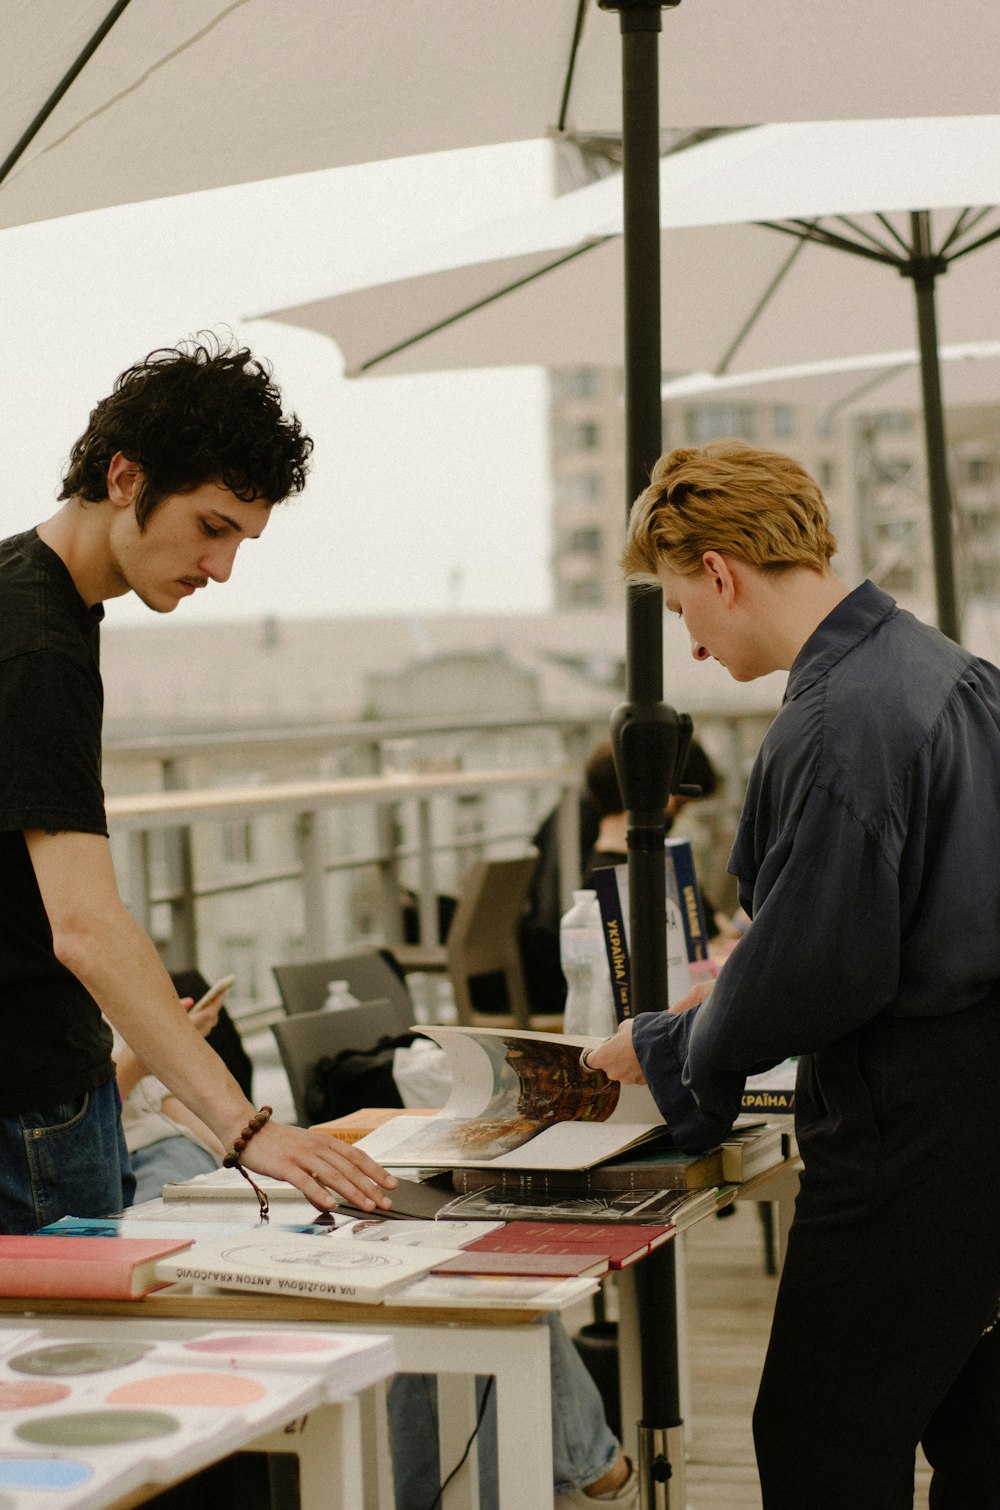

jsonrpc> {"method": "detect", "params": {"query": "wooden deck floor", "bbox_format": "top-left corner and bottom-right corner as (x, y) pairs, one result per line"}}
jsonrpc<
(680, 1204), (931, 1508)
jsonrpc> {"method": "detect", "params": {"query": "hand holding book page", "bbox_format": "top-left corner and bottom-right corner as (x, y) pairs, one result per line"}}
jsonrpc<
(354, 1026), (666, 1171)
(585, 1019), (645, 1086)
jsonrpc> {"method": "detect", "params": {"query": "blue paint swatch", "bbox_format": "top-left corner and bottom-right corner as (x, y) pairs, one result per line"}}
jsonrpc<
(0, 1456), (91, 1488)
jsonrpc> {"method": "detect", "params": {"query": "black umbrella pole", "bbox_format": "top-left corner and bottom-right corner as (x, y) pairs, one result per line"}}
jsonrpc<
(601, 4), (686, 1505)
(908, 211), (961, 644)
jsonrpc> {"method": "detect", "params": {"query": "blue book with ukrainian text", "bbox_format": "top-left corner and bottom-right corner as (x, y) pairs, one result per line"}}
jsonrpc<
(593, 865), (632, 1022)
(593, 859), (692, 1020)
(667, 837), (710, 962)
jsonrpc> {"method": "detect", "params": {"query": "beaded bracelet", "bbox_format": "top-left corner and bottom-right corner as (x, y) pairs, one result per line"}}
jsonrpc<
(223, 1106), (274, 1221)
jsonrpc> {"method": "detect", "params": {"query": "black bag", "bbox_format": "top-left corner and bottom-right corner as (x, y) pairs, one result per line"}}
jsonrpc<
(304, 1031), (428, 1123)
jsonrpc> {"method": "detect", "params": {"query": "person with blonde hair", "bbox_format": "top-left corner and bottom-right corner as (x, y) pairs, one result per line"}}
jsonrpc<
(590, 440), (1000, 1510)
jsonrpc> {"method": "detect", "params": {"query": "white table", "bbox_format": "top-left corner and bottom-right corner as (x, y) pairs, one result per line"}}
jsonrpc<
(0, 1278), (557, 1510)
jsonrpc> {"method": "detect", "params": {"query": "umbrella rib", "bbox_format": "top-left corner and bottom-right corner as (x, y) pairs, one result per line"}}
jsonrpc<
(557, 0), (592, 134)
(714, 235), (812, 375)
(354, 238), (616, 376)
(945, 218), (1000, 264)
(0, 0), (135, 189)
(824, 214), (906, 259)
(9, 0), (252, 175)
(937, 207), (984, 255)
(823, 364), (915, 420)
(869, 214), (915, 256)
(760, 219), (903, 268)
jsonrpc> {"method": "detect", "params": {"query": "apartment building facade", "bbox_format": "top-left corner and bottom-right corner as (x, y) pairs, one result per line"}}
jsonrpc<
(548, 367), (1000, 621)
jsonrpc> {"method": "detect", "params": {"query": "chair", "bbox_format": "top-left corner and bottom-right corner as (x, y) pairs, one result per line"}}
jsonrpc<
(269, 997), (411, 1125)
(272, 947), (415, 1020)
(442, 852), (561, 1030)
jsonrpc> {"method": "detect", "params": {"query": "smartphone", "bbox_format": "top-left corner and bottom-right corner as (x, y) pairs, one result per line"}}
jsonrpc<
(190, 974), (237, 1013)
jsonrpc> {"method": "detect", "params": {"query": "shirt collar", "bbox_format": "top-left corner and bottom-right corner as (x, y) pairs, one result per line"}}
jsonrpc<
(784, 580), (897, 702)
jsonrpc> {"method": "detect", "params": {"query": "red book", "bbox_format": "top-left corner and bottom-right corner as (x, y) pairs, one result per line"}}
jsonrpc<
(463, 1221), (673, 1270)
(0, 1235), (194, 1300)
(431, 1250), (609, 1279)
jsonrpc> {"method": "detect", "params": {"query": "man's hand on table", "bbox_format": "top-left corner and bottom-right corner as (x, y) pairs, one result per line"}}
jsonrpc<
(238, 1120), (398, 1213)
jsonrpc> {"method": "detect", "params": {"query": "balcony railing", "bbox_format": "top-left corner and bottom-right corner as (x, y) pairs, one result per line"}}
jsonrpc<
(102, 711), (766, 1026)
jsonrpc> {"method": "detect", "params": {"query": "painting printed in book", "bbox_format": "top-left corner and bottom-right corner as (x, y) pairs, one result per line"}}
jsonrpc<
(354, 1026), (666, 1172)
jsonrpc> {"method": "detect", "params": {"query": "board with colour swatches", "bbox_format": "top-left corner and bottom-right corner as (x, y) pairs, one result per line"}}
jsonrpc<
(0, 1325), (395, 1508)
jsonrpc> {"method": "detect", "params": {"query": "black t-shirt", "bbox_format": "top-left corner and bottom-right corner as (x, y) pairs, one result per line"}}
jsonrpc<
(0, 530), (114, 1114)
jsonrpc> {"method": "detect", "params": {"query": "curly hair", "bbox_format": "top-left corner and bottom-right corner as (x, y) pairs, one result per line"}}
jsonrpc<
(59, 334), (313, 528)
(623, 440), (837, 580)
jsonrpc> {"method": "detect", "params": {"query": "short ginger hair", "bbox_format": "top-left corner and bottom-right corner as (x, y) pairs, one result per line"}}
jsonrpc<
(622, 439), (837, 580)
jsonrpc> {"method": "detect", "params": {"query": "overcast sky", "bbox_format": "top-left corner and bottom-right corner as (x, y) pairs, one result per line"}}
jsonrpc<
(0, 141), (556, 627)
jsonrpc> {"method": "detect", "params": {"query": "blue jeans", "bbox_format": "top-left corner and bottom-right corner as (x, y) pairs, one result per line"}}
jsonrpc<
(0, 1081), (135, 1234)
(129, 1136), (218, 1206)
(388, 1312), (620, 1506)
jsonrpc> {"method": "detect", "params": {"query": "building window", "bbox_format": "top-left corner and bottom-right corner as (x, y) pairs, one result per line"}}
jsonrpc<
(560, 421), (601, 452)
(685, 405), (756, 444)
(960, 455), (994, 487)
(559, 472), (603, 506)
(965, 506), (1000, 534)
(552, 368), (600, 400)
(568, 527), (602, 555)
(817, 459), (836, 491)
(871, 412), (915, 435)
(879, 518), (916, 544)
(873, 457), (914, 486)
(771, 406), (796, 439)
(881, 564), (917, 594)
(566, 578), (604, 607)
(968, 559), (1000, 594)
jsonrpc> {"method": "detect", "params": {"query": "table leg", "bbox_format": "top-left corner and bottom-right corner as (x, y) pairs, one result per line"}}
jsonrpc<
(437, 1371), (480, 1510)
(618, 1245), (688, 1509)
(391, 1321), (553, 1510)
(252, 1397), (363, 1510)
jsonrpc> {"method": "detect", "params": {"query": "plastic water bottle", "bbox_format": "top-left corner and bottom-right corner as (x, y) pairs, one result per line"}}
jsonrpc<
(560, 889), (616, 1038)
(322, 979), (360, 1011)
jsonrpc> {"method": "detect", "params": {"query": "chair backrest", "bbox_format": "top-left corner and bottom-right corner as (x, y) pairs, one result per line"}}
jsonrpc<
(269, 997), (412, 1125)
(272, 948), (413, 1018)
(446, 852), (539, 1027)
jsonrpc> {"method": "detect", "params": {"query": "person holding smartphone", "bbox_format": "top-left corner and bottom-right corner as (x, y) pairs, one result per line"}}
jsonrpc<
(113, 977), (234, 1203)
(0, 337), (396, 1234)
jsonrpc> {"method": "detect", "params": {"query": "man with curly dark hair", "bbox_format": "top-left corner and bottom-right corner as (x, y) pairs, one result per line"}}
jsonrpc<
(0, 337), (397, 1234)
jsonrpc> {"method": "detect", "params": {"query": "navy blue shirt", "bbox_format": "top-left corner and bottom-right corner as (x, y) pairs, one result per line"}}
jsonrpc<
(633, 581), (1000, 1150)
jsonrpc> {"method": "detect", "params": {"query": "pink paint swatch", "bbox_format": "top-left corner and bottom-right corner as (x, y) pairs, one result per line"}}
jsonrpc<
(107, 1373), (266, 1407)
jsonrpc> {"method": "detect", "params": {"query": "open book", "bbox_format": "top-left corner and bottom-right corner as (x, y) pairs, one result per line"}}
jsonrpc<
(354, 1025), (667, 1171)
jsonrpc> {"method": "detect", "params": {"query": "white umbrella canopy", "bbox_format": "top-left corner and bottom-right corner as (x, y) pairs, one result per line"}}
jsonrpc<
(263, 114), (1000, 643)
(263, 116), (1000, 381)
(659, 343), (1000, 415)
(5, 0), (1000, 232)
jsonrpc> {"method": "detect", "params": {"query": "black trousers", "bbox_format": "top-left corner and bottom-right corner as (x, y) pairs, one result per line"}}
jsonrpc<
(753, 998), (1000, 1510)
